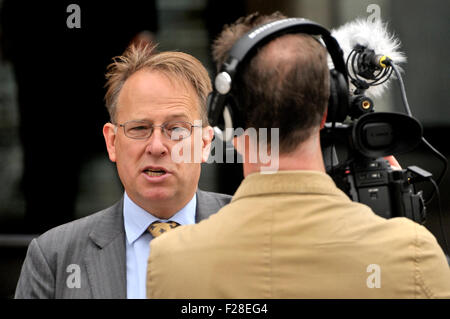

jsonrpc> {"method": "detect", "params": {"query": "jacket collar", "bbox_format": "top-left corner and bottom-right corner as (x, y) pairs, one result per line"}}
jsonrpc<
(232, 170), (347, 202)
(88, 197), (125, 249)
(85, 198), (127, 298)
(89, 190), (216, 247)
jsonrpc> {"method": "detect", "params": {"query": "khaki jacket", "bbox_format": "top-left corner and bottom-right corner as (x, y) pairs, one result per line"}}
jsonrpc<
(147, 171), (450, 298)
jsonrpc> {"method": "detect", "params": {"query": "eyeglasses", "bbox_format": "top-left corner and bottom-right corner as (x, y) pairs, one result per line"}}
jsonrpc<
(117, 120), (201, 141)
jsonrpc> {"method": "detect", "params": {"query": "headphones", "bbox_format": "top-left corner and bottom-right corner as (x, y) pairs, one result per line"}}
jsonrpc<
(207, 18), (350, 141)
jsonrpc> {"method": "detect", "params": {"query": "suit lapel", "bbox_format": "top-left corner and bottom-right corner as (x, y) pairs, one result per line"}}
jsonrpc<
(85, 199), (127, 298)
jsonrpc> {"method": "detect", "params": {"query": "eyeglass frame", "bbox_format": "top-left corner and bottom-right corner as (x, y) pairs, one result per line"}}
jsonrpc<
(114, 119), (203, 140)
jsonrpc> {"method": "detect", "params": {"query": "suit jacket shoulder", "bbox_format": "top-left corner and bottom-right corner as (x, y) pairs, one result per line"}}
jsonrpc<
(15, 199), (126, 299)
(195, 189), (232, 222)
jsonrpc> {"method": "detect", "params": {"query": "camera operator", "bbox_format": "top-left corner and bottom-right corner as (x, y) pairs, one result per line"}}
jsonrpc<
(146, 12), (450, 298)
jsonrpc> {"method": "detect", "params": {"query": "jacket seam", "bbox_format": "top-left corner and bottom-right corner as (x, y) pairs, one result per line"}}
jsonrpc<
(34, 238), (56, 298)
(267, 207), (273, 299)
(414, 225), (434, 298)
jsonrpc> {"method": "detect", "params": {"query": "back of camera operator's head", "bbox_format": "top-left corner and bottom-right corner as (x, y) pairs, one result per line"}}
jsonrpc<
(212, 12), (330, 153)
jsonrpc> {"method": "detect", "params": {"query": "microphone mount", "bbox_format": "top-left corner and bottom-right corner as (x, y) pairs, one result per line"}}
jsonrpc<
(347, 44), (393, 91)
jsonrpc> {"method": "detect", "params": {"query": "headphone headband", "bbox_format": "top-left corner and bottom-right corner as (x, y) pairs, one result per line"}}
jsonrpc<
(220, 18), (347, 85)
(208, 17), (350, 138)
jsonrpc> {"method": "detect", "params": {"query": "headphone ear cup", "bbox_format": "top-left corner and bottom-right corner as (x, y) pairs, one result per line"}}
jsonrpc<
(327, 69), (349, 123)
(207, 91), (222, 128)
(207, 91), (237, 142)
(226, 94), (245, 130)
(207, 89), (242, 132)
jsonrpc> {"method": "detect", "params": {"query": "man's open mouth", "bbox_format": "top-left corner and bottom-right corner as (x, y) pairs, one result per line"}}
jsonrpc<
(144, 168), (167, 177)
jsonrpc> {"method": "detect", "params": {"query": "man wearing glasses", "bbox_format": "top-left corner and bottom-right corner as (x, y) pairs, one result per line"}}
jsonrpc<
(15, 44), (231, 298)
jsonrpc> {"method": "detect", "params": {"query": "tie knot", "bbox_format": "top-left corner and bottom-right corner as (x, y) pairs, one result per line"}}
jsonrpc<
(148, 221), (180, 238)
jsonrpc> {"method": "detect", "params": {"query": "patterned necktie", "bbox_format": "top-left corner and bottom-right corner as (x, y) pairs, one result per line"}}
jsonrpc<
(148, 221), (180, 238)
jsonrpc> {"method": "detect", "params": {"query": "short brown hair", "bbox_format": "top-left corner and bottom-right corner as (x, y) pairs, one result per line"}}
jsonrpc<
(212, 12), (330, 153)
(105, 44), (212, 126)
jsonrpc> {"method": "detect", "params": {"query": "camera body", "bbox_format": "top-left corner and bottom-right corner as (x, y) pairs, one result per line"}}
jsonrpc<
(328, 155), (425, 222)
(322, 111), (426, 223)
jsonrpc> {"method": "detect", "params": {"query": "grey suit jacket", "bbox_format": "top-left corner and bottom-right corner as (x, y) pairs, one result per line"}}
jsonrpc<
(14, 190), (231, 299)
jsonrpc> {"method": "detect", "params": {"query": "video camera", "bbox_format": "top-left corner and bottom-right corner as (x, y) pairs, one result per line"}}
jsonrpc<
(321, 44), (441, 224)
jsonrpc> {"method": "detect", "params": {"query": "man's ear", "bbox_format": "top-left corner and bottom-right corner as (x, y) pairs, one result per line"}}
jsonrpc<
(232, 133), (247, 156)
(201, 126), (214, 163)
(320, 109), (328, 130)
(103, 123), (117, 162)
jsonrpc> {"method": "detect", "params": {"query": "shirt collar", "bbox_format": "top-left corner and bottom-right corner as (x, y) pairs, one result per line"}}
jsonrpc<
(123, 191), (197, 244)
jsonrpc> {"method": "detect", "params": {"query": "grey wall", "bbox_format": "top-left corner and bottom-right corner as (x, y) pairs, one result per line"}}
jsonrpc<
(390, 0), (450, 126)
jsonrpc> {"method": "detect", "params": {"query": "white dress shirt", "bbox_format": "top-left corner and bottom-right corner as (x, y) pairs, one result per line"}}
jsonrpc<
(123, 191), (196, 299)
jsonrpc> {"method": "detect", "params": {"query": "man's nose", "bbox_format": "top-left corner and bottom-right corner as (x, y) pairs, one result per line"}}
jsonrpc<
(145, 127), (169, 157)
